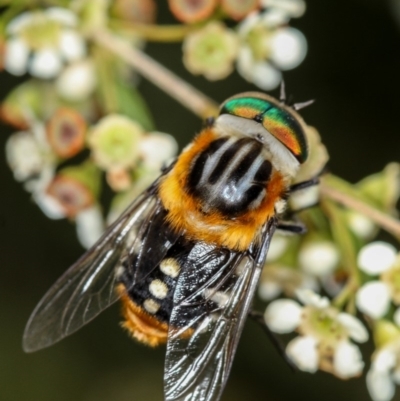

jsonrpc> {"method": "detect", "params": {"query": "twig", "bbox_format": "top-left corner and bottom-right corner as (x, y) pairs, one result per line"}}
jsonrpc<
(320, 180), (400, 239)
(92, 29), (219, 119)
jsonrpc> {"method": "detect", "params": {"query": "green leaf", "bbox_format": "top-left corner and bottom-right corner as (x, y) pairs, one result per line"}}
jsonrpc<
(357, 163), (400, 214)
(114, 80), (155, 131)
(94, 45), (155, 131)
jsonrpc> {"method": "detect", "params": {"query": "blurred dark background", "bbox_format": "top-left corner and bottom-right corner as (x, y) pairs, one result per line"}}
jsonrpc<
(2, 1), (400, 400)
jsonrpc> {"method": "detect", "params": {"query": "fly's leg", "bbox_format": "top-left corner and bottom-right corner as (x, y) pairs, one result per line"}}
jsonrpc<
(286, 168), (327, 214)
(289, 176), (320, 193)
(277, 175), (325, 235)
(276, 221), (307, 235)
(248, 310), (297, 373)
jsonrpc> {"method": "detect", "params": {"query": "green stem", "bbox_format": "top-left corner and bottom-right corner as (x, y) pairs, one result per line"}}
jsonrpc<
(321, 175), (400, 240)
(109, 20), (194, 42)
(322, 199), (358, 279)
(92, 46), (119, 113)
(332, 280), (355, 309)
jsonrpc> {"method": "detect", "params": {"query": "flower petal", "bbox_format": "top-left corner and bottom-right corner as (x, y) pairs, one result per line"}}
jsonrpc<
(4, 37), (29, 76)
(366, 369), (395, 401)
(59, 30), (86, 62)
(289, 185), (320, 212)
(6, 12), (33, 34)
(356, 281), (391, 319)
(139, 132), (178, 171)
(357, 242), (397, 275)
(261, 0), (306, 18)
(33, 191), (66, 219)
(251, 61), (282, 90)
(56, 59), (96, 101)
(298, 240), (339, 277)
(46, 7), (77, 27)
(260, 9), (290, 26)
(296, 289), (329, 308)
(6, 131), (43, 181)
(30, 48), (62, 79)
(269, 27), (307, 70)
(258, 280), (282, 301)
(347, 211), (376, 240)
(286, 336), (318, 373)
(264, 299), (302, 333)
(333, 341), (364, 379)
(76, 205), (105, 249)
(337, 313), (369, 343)
(373, 349), (397, 373)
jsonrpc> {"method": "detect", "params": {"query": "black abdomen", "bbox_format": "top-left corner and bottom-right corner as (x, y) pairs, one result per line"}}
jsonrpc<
(187, 137), (272, 216)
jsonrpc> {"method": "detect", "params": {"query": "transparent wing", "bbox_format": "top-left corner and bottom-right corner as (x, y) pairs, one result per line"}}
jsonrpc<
(23, 182), (162, 353)
(164, 220), (276, 401)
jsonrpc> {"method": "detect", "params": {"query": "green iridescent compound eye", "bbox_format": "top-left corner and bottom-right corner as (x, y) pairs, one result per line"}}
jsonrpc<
(220, 95), (308, 163)
(220, 97), (268, 120)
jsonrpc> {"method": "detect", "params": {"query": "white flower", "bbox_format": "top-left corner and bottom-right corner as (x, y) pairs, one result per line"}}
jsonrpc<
(289, 185), (320, 211)
(34, 189), (66, 220)
(11, 125), (64, 219)
(182, 21), (238, 81)
(265, 289), (368, 378)
(347, 211), (376, 240)
(367, 338), (400, 401)
(5, 122), (56, 192)
(269, 27), (307, 70)
(358, 242), (397, 275)
(355, 242), (400, 320)
(264, 299), (302, 333)
(138, 132), (178, 171)
(76, 205), (105, 249)
(87, 114), (144, 171)
(56, 59), (97, 101)
(356, 282), (391, 319)
(4, 8), (86, 79)
(236, 9), (307, 90)
(298, 240), (340, 277)
(258, 264), (319, 301)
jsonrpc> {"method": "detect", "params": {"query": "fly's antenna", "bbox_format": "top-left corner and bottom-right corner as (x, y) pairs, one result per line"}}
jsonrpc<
(293, 99), (315, 111)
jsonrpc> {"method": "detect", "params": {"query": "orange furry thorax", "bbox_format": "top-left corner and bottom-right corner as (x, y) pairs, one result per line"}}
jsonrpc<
(158, 129), (287, 252)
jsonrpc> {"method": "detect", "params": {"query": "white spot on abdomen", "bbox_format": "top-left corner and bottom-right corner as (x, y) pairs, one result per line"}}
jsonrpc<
(149, 279), (168, 299)
(160, 258), (180, 278)
(143, 299), (160, 314)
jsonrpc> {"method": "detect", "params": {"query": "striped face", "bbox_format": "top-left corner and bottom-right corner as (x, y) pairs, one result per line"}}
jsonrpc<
(220, 94), (308, 163)
(187, 136), (273, 216)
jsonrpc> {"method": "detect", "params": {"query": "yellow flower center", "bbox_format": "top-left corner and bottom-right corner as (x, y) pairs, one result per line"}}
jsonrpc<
(193, 32), (233, 67)
(382, 266), (400, 304)
(300, 306), (347, 347)
(20, 14), (61, 50)
(246, 24), (271, 61)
